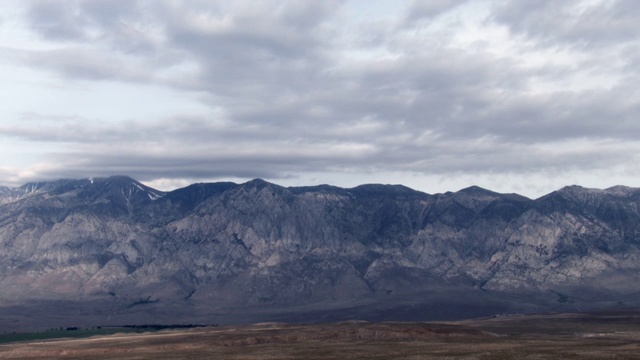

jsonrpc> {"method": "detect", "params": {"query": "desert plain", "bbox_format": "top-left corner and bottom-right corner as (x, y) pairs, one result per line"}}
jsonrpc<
(1, 309), (640, 359)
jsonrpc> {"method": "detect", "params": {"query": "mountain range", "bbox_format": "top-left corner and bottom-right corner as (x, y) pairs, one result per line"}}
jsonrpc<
(1, 175), (640, 331)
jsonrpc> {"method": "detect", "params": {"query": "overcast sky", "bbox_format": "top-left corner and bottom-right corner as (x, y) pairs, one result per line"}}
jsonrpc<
(1, 0), (639, 198)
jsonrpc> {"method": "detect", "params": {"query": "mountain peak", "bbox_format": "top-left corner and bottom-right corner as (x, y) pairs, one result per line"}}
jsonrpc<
(246, 178), (270, 185)
(557, 184), (590, 192)
(18, 176), (166, 202)
(103, 175), (138, 183)
(17, 178), (94, 195)
(95, 176), (165, 201)
(350, 183), (425, 197)
(456, 185), (498, 196)
(552, 185), (604, 199)
(242, 178), (281, 190)
(605, 185), (635, 196)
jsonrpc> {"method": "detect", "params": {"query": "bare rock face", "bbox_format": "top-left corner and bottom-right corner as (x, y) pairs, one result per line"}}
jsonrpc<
(1, 176), (640, 329)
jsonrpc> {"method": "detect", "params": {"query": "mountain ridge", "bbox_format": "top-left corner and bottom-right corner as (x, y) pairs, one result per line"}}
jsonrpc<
(1, 175), (640, 331)
(5, 175), (637, 203)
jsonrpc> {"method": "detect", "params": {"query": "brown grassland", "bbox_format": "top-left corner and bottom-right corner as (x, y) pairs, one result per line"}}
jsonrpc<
(1, 310), (639, 359)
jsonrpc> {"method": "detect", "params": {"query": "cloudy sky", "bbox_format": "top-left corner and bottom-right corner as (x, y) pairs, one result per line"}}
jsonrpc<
(0, 0), (639, 198)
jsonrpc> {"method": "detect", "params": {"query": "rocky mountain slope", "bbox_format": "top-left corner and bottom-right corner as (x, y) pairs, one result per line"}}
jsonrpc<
(1, 176), (640, 330)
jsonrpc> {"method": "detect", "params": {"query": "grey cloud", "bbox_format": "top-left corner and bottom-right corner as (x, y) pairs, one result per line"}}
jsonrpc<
(27, 0), (90, 41)
(20, 1), (173, 83)
(162, 2), (339, 100)
(29, 132), (638, 187)
(404, 0), (469, 24)
(33, 138), (377, 183)
(493, 0), (640, 47)
(5, 108), (637, 186)
(2, 114), (259, 144)
(621, 44), (640, 75)
(26, 0), (171, 67)
(469, 87), (640, 143)
(26, 48), (152, 81)
(27, 0), (146, 43)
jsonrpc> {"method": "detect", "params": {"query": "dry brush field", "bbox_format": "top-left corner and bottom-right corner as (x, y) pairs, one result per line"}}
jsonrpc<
(1, 310), (640, 359)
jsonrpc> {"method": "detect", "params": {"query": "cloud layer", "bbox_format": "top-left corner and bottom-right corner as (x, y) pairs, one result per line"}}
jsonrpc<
(0, 0), (639, 197)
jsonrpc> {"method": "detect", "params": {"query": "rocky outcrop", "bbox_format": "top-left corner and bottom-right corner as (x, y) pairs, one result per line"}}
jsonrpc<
(1, 176), (640, 326)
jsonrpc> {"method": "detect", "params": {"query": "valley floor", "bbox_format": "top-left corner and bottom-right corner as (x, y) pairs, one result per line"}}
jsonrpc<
(1, 310), (639, 359)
